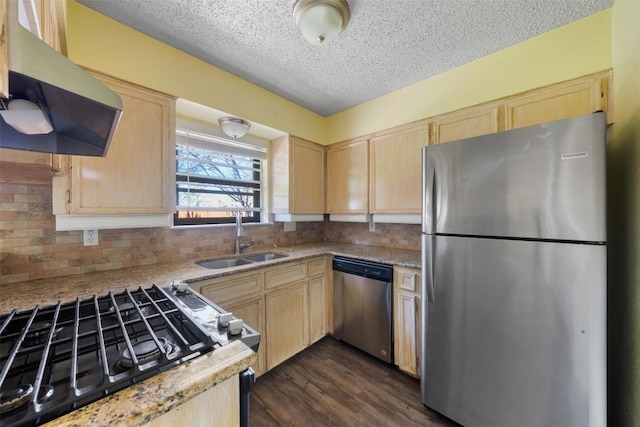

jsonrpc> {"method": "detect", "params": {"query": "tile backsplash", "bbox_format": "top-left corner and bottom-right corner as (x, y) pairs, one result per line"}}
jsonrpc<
(324, 221), (421, 250)
(0, 182), (419, 285)
(0, 183), (323, 285)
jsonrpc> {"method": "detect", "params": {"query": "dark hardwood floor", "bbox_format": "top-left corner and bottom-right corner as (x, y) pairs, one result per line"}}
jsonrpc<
(251, 337), (459, 427)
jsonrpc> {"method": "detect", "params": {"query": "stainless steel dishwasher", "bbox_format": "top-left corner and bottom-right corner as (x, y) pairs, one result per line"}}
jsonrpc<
(332, 256), (393, 363)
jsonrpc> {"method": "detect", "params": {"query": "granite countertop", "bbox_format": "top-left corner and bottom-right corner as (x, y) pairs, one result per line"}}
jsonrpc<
(43, 341), (255, 427)
(0, 242), (418, 426)
(0, 242), (420, 314)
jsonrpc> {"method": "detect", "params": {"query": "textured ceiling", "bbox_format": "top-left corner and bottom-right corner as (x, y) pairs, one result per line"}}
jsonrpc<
(76, 0), (613, 117)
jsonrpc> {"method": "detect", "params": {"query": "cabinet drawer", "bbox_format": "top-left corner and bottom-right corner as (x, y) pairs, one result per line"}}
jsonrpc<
(200, 272), (263, 304)
(265, 262), (306, 289)
(395, 267), (420, 292)
(307, 257), (326, 277)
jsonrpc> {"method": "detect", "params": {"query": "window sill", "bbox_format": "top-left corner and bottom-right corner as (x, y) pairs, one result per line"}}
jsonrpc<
(169, 221), (272, 230)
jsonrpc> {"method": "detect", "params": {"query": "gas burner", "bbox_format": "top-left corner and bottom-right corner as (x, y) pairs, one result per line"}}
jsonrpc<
(120, 338), (175, 368)
(108, 300), (151, 320)
(0, 384), (33, 414)
(23, 321), (63, 348)
(0, 285), (236, 425)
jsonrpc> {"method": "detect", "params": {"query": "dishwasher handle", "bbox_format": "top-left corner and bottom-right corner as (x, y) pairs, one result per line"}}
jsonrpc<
(332, 257), (393, 282)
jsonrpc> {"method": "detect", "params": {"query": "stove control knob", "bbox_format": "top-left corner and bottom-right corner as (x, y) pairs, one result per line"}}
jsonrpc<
(172, 280), (189, 293)
(218, 312), (233, 328)
(228, 318), (244, 336)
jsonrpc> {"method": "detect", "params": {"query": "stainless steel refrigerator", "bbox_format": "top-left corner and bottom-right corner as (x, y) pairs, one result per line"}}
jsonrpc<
(420, 112), (607, 427)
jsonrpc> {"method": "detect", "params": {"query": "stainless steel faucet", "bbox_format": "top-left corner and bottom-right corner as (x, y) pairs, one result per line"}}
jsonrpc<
(235, 214), (253, 254)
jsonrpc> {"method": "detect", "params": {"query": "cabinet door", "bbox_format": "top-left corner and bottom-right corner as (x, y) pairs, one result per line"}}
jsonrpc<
(290, 137), (325, 214)
(142, 375), (239, 427)
(505, 71), (611, 129)
(369, 124), (428, 214)
(265, 282), (309, 370)
(224, 297), (265, 377)
(395, 292), (420, 376)
(69, 74), (174, 214)
(394, 266), (422, 377)
(431, 103), (503, 145)
(308, 276), (326, 344)
(326, 139), (368, 214)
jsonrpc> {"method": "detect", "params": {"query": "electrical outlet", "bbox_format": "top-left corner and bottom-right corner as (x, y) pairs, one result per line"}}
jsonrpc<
(284, 222), (296, 232)
(83, 229), (99, 246)
(369, 221), (376, 232)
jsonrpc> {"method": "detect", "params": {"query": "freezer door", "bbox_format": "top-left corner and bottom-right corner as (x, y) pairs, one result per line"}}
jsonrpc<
(421, 235), (606, 427)
(423, 112), (606, 242)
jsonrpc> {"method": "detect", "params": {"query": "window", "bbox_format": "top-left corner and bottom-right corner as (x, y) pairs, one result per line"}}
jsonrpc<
(174, 128), (266, 226)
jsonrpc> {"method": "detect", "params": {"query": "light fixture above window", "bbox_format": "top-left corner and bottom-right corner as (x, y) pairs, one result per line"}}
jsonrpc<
(218, 117), (251, 139)
(293, 0), (350, 46)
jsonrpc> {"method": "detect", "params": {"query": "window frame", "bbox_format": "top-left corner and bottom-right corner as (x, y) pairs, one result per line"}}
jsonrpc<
(173, 128), (266, 226)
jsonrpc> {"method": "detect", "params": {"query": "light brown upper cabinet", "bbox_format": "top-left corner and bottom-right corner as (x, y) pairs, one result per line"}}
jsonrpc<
(504, 70), (612, 130)
(53, 71), (175, 215)
(326, 138), (368, 214)
(369, 124), (428, 214)
(430, 102), (504, 145)
(34, 0), (67, 55)
(270, 135), (325, 214)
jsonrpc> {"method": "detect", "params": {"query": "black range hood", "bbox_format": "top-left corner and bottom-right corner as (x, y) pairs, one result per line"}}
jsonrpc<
(0, 0), (122, 157)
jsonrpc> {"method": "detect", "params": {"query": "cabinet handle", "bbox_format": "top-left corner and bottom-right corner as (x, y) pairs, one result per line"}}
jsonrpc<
(66, 189), (71, 204)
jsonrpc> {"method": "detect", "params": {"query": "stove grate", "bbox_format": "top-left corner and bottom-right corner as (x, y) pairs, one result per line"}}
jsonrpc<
(0, 285), (217, 427)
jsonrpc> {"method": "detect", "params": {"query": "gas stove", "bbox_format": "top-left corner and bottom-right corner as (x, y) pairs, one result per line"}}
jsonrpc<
(0, 285), (259, 426)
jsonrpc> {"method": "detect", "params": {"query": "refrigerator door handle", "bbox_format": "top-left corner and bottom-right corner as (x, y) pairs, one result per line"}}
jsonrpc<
(422, 149), (436, 234)
(423, 235), (436, 303)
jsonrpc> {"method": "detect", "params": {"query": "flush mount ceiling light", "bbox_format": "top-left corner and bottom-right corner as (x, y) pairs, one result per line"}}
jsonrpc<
(293, 0), (350, 46)
(218, 117), (251, 138)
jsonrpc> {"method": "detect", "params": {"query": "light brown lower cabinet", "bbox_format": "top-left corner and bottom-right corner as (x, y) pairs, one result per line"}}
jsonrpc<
(142, 375), (238, 427)
(265, 281), (309, 370)
(308, 276), (327, 344)
(393, 266), (422, 378)
(194, 256), (328, 377)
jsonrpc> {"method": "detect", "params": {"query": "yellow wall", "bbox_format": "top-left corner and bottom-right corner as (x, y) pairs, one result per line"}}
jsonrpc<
(327, 10), (612, 143)
(65, 1), (327, 144)
(608, 0), (640, 426)
(67, 2), (612, 147)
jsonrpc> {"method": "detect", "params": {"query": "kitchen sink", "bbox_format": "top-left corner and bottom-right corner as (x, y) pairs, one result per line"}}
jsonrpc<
(197, 258), (254, 269)
(196, 252), (289, 269)
(242, 252), (289, 262)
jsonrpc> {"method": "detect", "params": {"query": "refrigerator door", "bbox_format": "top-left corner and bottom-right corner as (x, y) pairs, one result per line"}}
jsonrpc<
(421, 235), (606, 427)
(423, 112), (606, 242)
